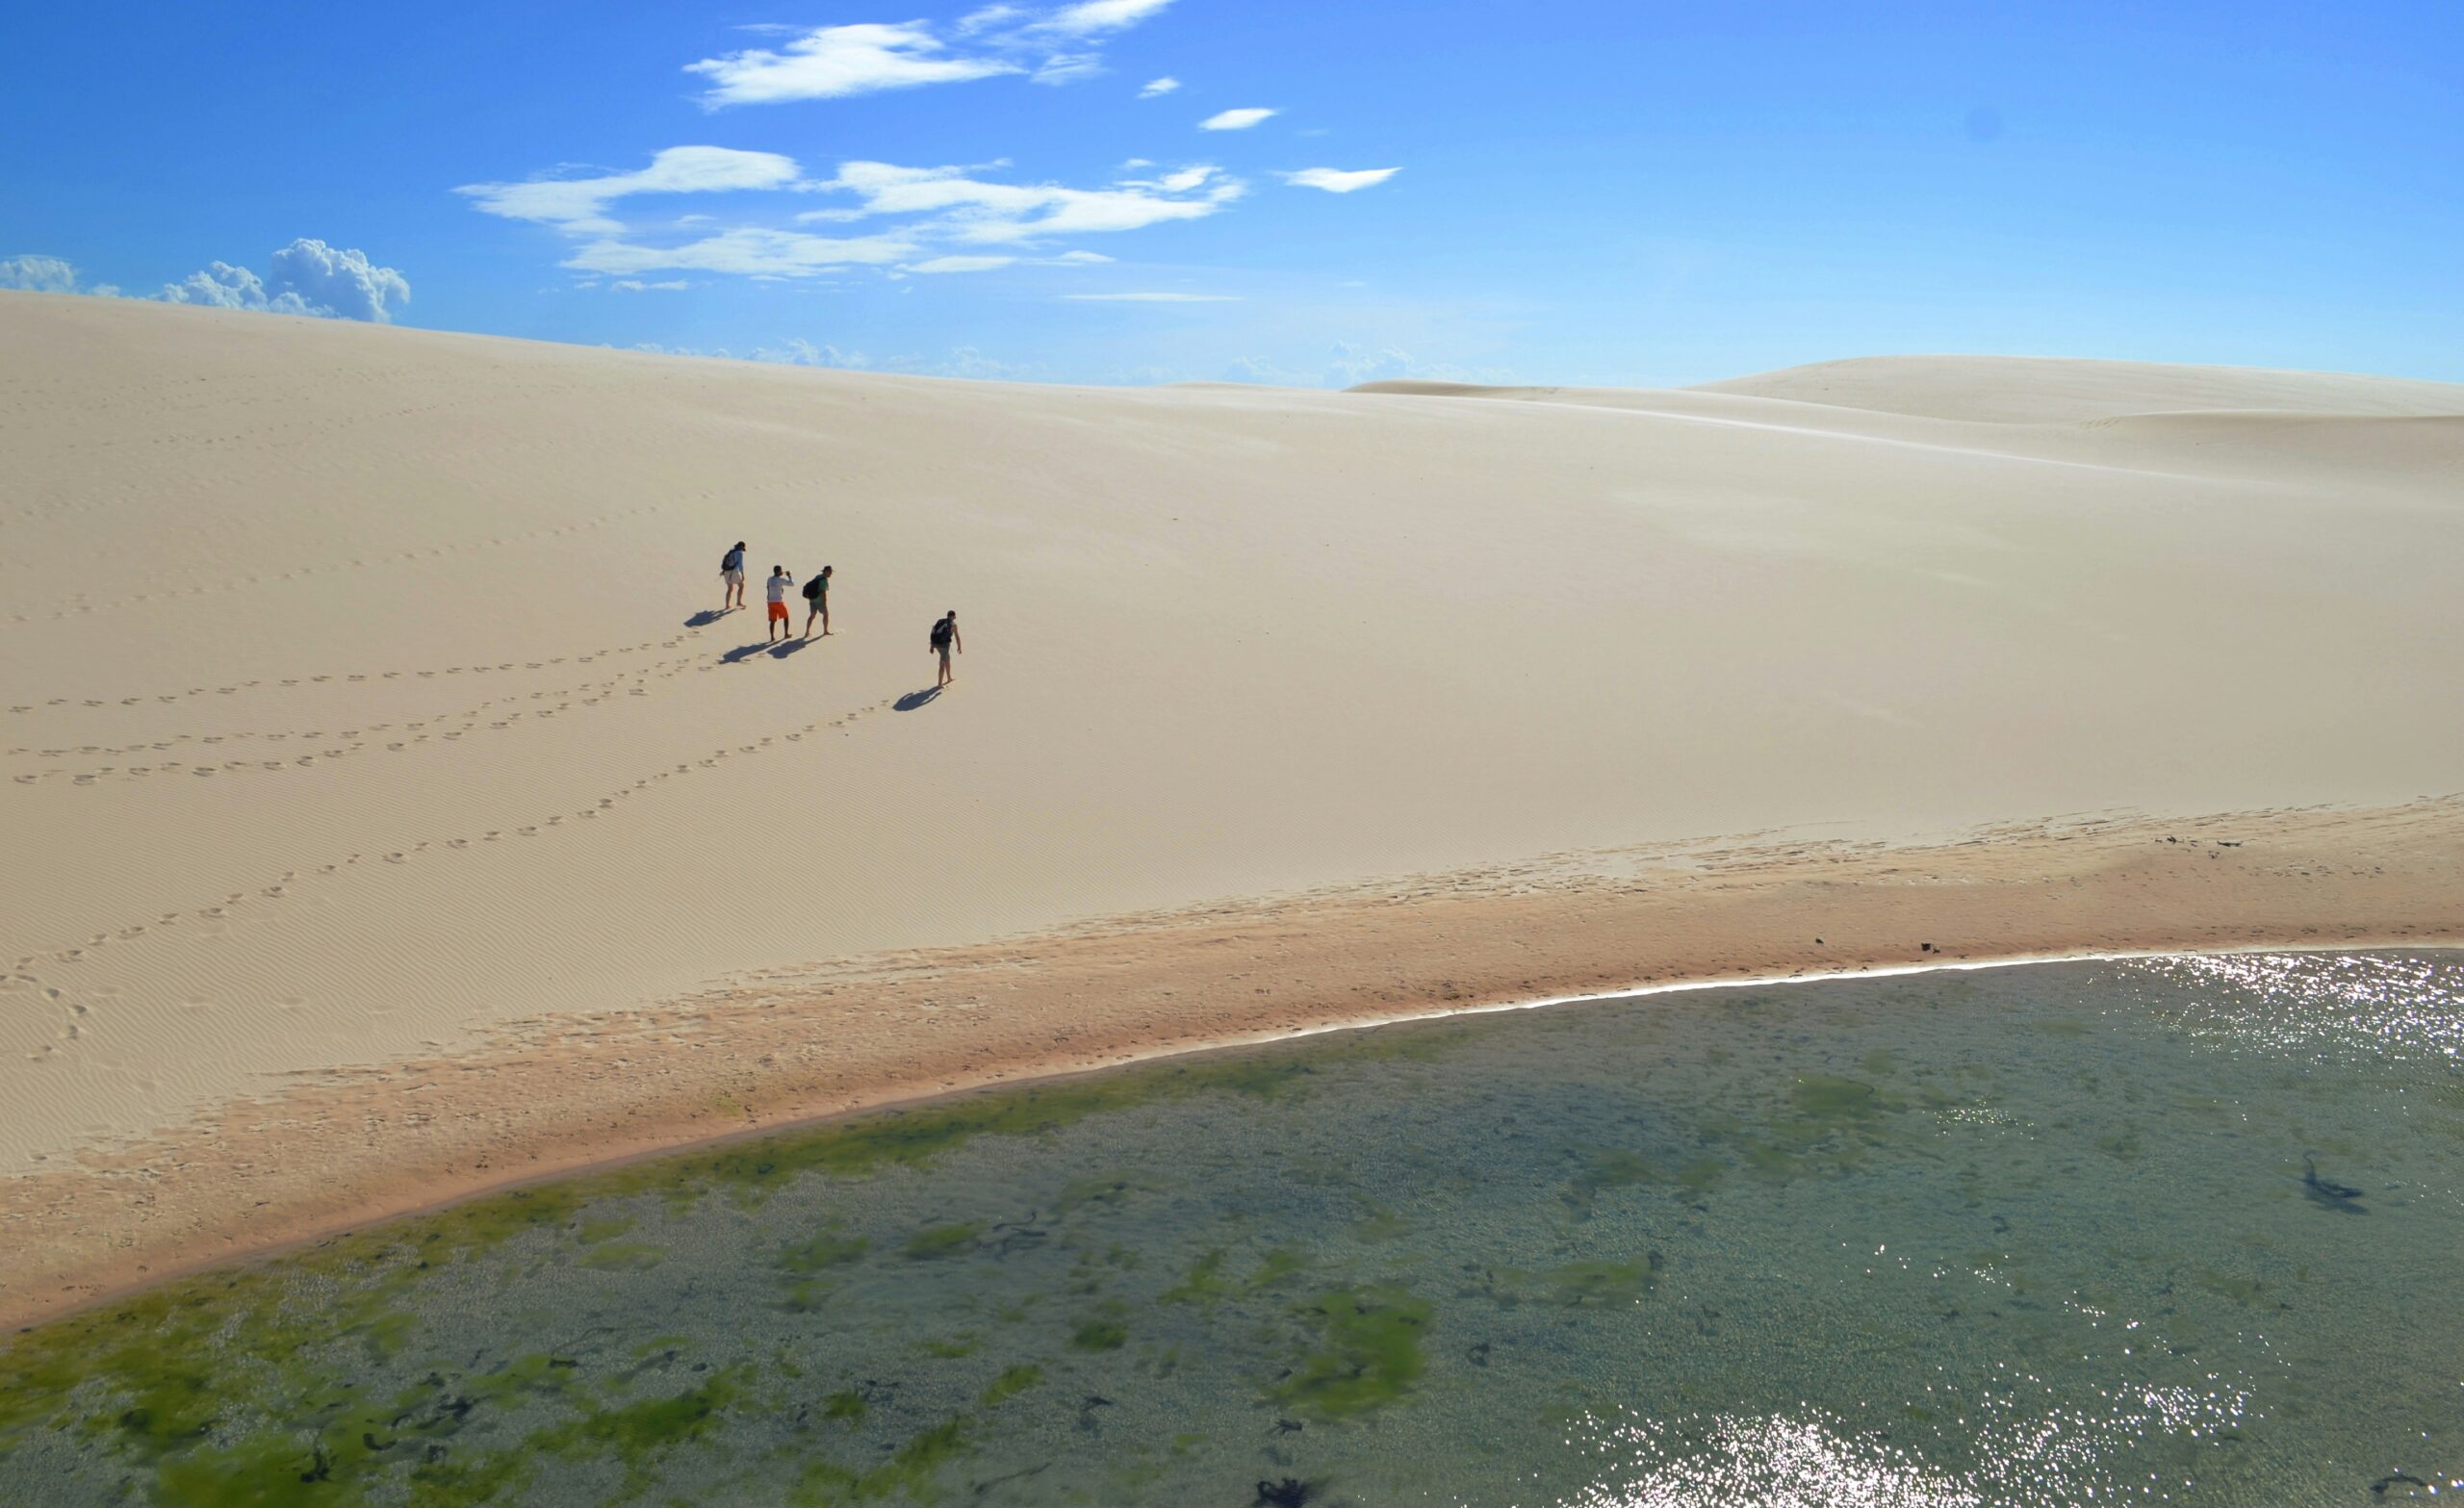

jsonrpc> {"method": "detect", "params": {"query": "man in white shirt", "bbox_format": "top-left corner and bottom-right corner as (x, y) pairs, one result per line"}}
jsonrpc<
(765, 566), (796, 643)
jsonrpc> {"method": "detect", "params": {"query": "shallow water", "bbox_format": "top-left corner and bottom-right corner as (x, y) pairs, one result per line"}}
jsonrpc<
(4, 951), (2460, 1506)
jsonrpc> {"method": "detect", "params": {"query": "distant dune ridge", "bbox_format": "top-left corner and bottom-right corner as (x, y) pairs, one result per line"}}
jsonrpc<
(2, 291), (2459, 1326)
(1360, 353), (2464, 422)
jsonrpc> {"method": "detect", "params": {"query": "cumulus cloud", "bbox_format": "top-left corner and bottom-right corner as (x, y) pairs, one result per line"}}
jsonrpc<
(1199, 107), (1275, 131)
(6, 244), (402, 319)
(0, 254), (95, 294)
(457, 146), (803, 235)
(1138, 76), (1179, 97)
(1282, 166), (1400, 193)
(688, 2), (1174, 107)
(262, 239), (413, 320)
(154, 240), (410, 321)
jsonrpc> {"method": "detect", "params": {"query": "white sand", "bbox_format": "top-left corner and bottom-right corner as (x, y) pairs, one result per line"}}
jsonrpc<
(4, 291), (2460, 1179)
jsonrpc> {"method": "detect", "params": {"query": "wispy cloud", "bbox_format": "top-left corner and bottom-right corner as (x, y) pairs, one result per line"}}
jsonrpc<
(1064, 291), (1238, 302)
(564, 227), (913, 279)
(689, 3), (1175, 108)
(468, 148), (1243, 280)
(1138, 76), (1180, 97)
(1199, 107), (1276, 131)
(457, 147), (803, 234)
(1040, 0), (1174, 33)
(1282, 166), (1400, 193)
(610, 278), (693, 291)
(688, 23), (1018, 107)
(808, 160), (1243, 243)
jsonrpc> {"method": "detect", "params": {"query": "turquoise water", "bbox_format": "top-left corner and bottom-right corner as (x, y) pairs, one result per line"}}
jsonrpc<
(3, 951), (2459, 1506)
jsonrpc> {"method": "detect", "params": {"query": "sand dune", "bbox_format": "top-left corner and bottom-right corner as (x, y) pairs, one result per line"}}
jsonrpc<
(3, 291), (2460, 1321)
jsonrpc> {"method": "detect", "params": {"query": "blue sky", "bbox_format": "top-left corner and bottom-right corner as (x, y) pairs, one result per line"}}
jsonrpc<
(4, 1), (2458, 386)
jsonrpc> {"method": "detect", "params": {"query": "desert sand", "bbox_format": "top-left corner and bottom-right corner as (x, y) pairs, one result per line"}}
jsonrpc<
(2, 290), (2459, 1327)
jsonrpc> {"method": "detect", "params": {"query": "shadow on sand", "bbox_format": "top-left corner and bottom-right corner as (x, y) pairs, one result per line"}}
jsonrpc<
(894, 687), (941, 711)
(685, 607), (734, 628)
(769, 638), (811, 659)
(719, 642), (771, 665)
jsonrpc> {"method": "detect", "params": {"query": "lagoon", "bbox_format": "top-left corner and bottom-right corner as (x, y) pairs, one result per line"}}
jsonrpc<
(3, 951), (2459, 1505)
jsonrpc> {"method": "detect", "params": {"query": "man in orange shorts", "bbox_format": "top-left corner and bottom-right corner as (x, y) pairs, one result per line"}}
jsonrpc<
(764, 565), (796, 642)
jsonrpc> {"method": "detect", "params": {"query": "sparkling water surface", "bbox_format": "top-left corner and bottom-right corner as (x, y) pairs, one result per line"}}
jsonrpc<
(3, 951), (2459, 1506)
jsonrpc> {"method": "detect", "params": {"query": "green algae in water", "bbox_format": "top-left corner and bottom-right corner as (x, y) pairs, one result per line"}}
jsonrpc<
(1270, 1287), (1432, 1419)
(6, 951), (2464, 1505)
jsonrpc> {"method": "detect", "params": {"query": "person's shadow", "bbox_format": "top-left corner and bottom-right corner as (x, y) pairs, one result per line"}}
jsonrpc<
(769, 638), (809, 659)
(719, 642), (770, 664)
(894, 687), (941, 711)
(684, 608), (731, 628)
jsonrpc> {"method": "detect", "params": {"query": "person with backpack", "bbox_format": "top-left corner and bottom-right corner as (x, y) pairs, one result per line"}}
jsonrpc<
(765, 565), (797, 643)
(930, 610), (962, 687)
(719, 542), (748, 610)
(801, 565), (833, 639)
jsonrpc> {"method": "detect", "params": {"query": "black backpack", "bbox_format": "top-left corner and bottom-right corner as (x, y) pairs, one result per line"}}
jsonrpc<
(930, 619), (951, 651)
(803, 575), (825, 601)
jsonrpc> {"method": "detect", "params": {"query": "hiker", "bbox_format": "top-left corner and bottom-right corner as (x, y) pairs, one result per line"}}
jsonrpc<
(802, 565), (833, 639)
(765, 566), (796, 642)
(719, 541), (747, 610)
(931, 610), (962, 687)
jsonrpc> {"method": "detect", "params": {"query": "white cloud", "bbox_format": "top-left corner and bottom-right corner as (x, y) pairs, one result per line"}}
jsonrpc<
(1041, 0), (1174, 34)
(263, 239), (413, 320)
(808, 160), (1238, 243)
(1049, 249), (1114, 264)
(153, 239), (409, 321)
(688, 23), (1017, 107)
(907, 254), (1016, 273)
(1031, 53), (1102, 85)
(564, 227), (912, 278)
(1199, 107), (1276, 131)
(457, 146), (803, 235)
(1139, 76), (1180, 98)
(609, 278), (693, 291)
(0, 254), (92, 294)
(688, 4), (1174, 107)
(1064, 291), (1237, 302)
(953, 5), (1025, 34)
(1282, 166), (1400, 193)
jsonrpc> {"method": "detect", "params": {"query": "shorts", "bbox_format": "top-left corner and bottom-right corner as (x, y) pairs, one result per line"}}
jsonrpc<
(724, 568), (745, 585)
(768, 601), (790, 623)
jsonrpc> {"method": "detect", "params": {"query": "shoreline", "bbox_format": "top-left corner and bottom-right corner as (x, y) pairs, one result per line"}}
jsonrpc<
(4, 797), (2458, 1336)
